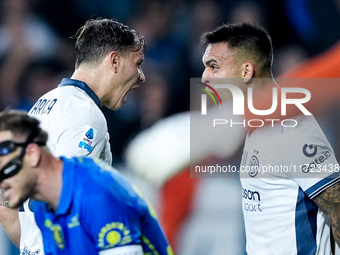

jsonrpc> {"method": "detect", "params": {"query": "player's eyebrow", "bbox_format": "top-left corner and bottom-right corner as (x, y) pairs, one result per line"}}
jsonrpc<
(204, 59), (218, 66)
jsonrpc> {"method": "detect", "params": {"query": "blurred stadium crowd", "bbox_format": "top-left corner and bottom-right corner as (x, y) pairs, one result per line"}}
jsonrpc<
(1, 0), (340, 162)
(0, 0), (340, 254)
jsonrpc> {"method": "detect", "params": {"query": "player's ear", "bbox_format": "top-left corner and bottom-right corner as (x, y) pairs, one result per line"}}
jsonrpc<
(25, 143), (41, 168)
(242, 62), (255, 84)
(110, 51), (119, 74)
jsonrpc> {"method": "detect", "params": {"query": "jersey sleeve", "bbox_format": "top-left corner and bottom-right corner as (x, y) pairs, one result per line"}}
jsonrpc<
(54, 105), (111, 163)
(78, 174), (173, 255)
(131, 185), (174, 255)
(279, 116), (340, 199)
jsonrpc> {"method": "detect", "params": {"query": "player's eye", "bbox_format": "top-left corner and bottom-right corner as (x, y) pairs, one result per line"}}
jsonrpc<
(211, 65), (218, 71)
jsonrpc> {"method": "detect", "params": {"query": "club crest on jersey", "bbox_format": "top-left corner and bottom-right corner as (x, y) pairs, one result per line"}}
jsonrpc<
(78, 125), (97, 153)
(248, 155), (259, 177)
(44, 219), (65, 250)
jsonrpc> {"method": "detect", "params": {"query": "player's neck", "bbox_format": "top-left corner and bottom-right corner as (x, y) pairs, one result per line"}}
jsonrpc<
(34, 154), (63, 212)
(71, 65), (113, 106)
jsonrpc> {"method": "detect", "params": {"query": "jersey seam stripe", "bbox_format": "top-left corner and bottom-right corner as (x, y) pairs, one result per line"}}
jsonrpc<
(141, 234), (159, 255)
(308, 177), (340, 199)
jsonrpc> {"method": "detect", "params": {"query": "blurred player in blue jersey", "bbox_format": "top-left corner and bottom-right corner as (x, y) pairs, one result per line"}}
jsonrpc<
(0, 18), (146, 255)
(201, 23), (340, 254)
(0, 110), (173, 255)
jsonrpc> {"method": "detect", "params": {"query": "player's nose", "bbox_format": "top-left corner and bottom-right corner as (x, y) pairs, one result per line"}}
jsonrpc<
(201, 68), (212, 84)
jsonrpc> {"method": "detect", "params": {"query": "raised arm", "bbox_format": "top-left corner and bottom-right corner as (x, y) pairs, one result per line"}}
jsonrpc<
(313, 182), (340, 246)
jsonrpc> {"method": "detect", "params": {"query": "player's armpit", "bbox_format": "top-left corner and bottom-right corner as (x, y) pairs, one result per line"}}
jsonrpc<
(313, 182), (340, 246)
(98, 244), (143, 255)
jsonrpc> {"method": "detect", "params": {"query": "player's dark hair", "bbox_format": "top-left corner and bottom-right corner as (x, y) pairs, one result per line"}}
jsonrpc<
(201, 23), (273, 71)
(0, 110), (48, 144)
(73, 18), (146, 68)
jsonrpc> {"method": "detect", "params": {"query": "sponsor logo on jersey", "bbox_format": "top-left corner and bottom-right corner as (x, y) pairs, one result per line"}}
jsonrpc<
(301, 143), (332, 173)
(97, 222), (132, 249)
(242, 188), (261, 201)
(303, 143), (317, 157)
(301, 150), (332, 173)
(20, 245), (41, 255)
(243, 201), (262, 212)
(44, 219), (65, 250)
(78, 125), (97, 153)
(67, 214), (80, 228)
(242, 188), (262, 212)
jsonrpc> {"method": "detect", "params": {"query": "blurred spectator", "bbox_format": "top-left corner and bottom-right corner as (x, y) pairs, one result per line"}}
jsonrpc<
(272, 44), (307, 76)
(130, 0), (189, 115)
(139, 67), (169, 129)
(0, 0), (58, 59)
(0, 0), (60, 110)
(226, 1), (308, 77)
(229, 1), (266, 25)
(71, 0), (137, 24)
(285, 0), (340, 55)
(187, 0), (222, 77)
(14, 59), (71, 111)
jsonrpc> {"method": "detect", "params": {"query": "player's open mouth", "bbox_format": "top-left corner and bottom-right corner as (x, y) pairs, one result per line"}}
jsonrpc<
(3, 188), (11, 200)
(123, 84), (140, 103)
(130, 84), (140, 90)
(123, 94), (128, 103)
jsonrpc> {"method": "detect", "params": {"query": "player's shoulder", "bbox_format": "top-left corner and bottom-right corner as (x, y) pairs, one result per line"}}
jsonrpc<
(275, 115), (324, 152)
(52, 86), (106, 124)
(278, 114), (336, 166)
(69, 158), (153, 220)
(33, 84), (99, 109)
(280, 115), (325, 139)
(29, 86), (103, 120)
(74, 158), (136, 201)
(53, 86), (99, 109)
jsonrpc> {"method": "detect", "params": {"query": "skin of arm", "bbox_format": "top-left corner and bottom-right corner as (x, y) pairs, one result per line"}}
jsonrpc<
(0, 205), (20, 247)
(313, 182), (340, 246)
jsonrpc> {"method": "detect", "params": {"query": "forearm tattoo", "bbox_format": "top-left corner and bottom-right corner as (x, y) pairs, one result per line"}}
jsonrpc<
(314, 182), (340, 244)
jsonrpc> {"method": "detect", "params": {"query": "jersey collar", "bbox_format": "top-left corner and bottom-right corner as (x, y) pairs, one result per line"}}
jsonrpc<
(58, 78), (101, 108)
